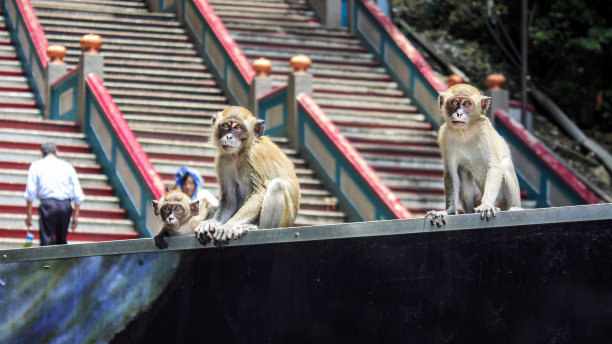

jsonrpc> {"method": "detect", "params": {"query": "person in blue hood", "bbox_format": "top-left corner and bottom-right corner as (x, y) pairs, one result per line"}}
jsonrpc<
(174, 166), (219, 208)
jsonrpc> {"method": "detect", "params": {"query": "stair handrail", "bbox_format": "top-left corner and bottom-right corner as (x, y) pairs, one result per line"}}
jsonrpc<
(257, 84), (412, 221)
(175, 0), (255, 108)
(348, 0), (447, 126)
(494, 108), (600, 206)
(3, 0), (49, 108)
(297, 93), (413, 220)
(83, 73), (165, 237)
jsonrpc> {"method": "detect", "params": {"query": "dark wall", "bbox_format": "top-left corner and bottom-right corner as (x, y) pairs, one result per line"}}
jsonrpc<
(113, 220), (612, 344)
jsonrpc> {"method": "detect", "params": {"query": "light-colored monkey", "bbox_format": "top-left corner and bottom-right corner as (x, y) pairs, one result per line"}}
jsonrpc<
(195, 106), (300, 246)
(152, 190), (208, 249)
(426, 84), (521, 227)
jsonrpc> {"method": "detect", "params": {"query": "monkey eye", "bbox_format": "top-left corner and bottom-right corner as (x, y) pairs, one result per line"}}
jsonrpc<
(451, 99), (459, 106)
(174, 206), (183, 214)
(162, 205), (171, 212)
(463, 100), (471, 107)
(234, 124), (242, 130)
(220, 122), (230, 129)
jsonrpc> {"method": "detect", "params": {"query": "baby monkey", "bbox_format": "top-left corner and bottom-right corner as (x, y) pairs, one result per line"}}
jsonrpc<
(426, 84), (521, 227)
(152, 190), (207, 249)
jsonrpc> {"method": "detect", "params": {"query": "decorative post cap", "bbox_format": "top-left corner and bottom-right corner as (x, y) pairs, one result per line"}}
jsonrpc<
(486, 73), (506, 90)
(80, 34), (102, 54)
(47, 44), (67, 64)
(290, 54), (311, 73)
(252, 57), (272, 77)
(447, 74), (465, 87)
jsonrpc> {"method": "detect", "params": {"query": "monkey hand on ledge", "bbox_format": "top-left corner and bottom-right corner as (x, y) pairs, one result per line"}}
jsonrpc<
(212, 223), (256, 245)
(195, 219), (221, 245)
(425, 209), (458, 228)
(474, 202), (500, 221)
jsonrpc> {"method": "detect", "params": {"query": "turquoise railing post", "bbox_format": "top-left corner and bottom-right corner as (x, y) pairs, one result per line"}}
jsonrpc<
(250, 57), (273, 117)
(44, 44), (68, 119)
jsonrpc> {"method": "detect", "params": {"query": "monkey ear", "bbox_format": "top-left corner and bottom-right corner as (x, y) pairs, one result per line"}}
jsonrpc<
(254, 119), (265, 138)
(152, 200), (160, 216)
(212, 111), (220, 126)
(438, 92), (445, 107)
(481, 96), (491, 113)
(190, 200), (200, 216)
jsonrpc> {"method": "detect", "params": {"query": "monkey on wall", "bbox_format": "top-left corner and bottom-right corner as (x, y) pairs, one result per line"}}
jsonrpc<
(195, 106), (300, 246)
(426, 84), (521, 227)
(152, 190), (208, 249)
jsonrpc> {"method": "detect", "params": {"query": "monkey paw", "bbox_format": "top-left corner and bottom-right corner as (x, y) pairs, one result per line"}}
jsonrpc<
(213, 223), (256, 246)
(474, 204), (500, 221)
(425, 210), (449, 228)
(195, 219), (220, 245)
(154, 234), (168, 249)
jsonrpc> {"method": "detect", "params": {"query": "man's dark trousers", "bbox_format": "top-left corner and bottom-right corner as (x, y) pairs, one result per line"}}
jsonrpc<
(38, 198), (73, 246)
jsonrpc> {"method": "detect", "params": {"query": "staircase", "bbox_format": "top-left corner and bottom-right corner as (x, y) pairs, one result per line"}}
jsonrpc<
(0, 9), (137, 248)
(208, 0), (445, 217)
(31, 0), (347, 226)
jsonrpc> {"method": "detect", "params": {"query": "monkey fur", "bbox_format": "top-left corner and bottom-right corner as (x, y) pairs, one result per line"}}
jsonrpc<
(195, 106), (300, 246)
(152, 190), (207, 249)
(426, 84), (521, 227)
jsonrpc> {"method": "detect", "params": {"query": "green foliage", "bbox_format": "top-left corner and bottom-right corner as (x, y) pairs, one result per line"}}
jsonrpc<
(392, 0), (612, 129)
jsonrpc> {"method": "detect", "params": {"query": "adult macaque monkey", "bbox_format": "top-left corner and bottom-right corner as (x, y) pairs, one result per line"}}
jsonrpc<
(195, 106), (300, 246)
(152, 190), (207, 249)
(426, 84), (521, 227)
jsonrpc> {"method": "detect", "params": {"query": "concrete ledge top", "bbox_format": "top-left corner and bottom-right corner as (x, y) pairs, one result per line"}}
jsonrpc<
(1, 203), (611, 263)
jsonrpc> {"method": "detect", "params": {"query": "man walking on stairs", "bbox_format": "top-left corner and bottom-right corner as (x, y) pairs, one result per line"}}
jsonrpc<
(24, 142), (85, 246)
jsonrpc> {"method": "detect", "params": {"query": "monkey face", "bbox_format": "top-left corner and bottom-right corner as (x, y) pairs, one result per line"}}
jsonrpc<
(161, 203), (186, 230)
(446, 97), (475, 128)
(217, 120), (245, 153)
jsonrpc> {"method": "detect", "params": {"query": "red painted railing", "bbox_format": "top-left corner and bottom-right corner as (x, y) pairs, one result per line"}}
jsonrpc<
(298, 93), (413, 219)
(495, 108), (600, 204)
(15, 0), (48, 67)
(359, 0), (446, 92)
(85, 74), (165, 200)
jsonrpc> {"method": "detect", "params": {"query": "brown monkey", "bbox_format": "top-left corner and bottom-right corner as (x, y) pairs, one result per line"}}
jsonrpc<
(152, 190), (207, 249)
(426, 84), (521, 227)
(195, 106), (300, 245)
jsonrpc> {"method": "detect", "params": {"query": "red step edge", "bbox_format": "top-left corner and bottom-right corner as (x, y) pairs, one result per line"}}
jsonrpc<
(0, 182), (114, 197)
(0, 228), (139, 242)
(0, 161), (103, 174)
(3, 204), (128, 220)
(0, 140), (91, 154)
(0, 117), (80, 132)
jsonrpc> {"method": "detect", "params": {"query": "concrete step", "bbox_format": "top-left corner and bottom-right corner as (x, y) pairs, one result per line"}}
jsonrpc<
(39, 18), (186, 34)
(240, 46), (374, 63)
(112, 90), (226, 104)
(342, 131), (439, 146)
(36, 0), (148, 9)
(231, 33), (363, 52)
(0, 213), (134, 233)
(350, 142), (440, 158)
(0, 190), (122, 210)
(338, 126), (438, 139)
(0, 169), (110, 187)
(0, 60), (22, 71)
(35, 12), (182, 28)
(215, 10), (317, 24)
(105, 82), (223, 95)
(44, 35), (195, 52)
(0, 180), (115, 197)
(0, 148), (99, 167)
(0, 75), (30, 87)
(32, 1), (171, 18)
(0, 128), (86, 146)
(0, 109), (42, 119)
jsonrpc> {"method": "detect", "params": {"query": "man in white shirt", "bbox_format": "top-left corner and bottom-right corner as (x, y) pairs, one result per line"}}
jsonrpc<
(24, 142), (85, 246)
